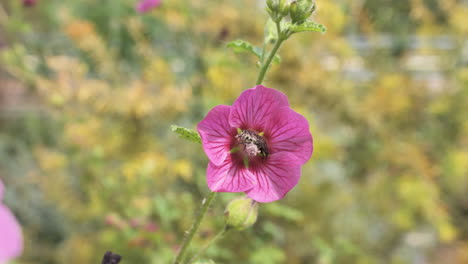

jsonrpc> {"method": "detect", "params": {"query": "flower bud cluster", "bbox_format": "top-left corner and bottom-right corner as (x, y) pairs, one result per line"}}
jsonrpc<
(266, 0), (316, 24)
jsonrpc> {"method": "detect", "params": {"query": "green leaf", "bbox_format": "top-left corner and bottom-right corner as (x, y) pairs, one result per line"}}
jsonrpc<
(227, 39), (260, 55)
(264, 19), (278, 44)
(288, 20), (327, 34)
(171, 125), (201, 144)
(271, 53), (281, 64)
(227, 39), (281, 64)
(264, 203), (304, 222)
(250, 246), (285, 264)
(297, 0), (314, 11)
(193, 260), (216, 264)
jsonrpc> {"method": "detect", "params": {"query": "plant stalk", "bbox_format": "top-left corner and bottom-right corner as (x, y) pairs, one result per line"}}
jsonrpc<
(188, 226), (229, 263)
(173, 191), (217, 264)
(255, 21), (285, 85)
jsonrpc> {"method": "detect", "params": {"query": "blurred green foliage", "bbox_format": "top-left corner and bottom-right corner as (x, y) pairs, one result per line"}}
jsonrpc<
(0, 0), (468, 263)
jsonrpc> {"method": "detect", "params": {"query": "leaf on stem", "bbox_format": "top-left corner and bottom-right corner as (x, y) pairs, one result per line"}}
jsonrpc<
(193, 260), (216, 264)
(288, 21), (327, 34)
(171, 125), (201, 144)
(264, 19), (278, 44)
(227, 39), (281, 64)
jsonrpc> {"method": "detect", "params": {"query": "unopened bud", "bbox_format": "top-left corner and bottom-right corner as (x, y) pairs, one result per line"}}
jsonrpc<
(266, 0), (280, 11)
(290, 1), (298, 21)
(266, 0), (290, 22)
(224, 197), (258, 230)
(290, 0), (316, 24)
(279, 0), (290, 17)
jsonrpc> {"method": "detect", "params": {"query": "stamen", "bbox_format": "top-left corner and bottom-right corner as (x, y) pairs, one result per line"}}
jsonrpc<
(243, 156), (250, 169)
(230, 147), (240, 153)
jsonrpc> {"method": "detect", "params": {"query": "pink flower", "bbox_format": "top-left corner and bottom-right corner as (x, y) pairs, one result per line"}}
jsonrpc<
(144, 221), (159, 232)
(22, 0), (38, 7)
(135, 0), (161, 13)
(0, 180), (23, 262)
(197, 86), (313, 202)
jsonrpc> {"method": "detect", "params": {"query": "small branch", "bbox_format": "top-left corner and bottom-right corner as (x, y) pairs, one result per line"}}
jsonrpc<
(173, 191), (217, 264)
(188, 226), (230, 263)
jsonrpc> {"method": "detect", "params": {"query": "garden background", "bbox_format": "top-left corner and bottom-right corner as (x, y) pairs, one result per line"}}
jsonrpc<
(1, 0), (468, 263)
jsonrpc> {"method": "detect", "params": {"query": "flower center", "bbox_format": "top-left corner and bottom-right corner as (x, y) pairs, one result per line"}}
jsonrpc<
(235, 129), (269, 157)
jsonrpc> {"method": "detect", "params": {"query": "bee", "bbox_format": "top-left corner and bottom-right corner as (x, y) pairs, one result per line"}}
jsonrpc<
(236, 130), (269, 157)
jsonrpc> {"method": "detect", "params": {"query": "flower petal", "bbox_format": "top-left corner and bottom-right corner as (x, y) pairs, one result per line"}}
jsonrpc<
(136, 0), (161, 13)
(0, 204), (23, 262)
(266, 107), (313, 165)
(197, 105), (234, 166)
(245, 153), (302, 203)
(207, 157), (256, 193)
(229, 85), (289, 130)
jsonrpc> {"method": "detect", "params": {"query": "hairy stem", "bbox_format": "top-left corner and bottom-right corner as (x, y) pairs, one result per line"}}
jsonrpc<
(256, 21), (284, 85)
(173, 191), (217, 264)
(188, 226), (229, 263)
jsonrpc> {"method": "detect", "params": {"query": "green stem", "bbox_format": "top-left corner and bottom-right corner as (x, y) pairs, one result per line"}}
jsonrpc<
(260, 41), (267, 64)
(173, 191), (217, 264)
(255, 22), (285, 85)
(188, 226), (230, 263)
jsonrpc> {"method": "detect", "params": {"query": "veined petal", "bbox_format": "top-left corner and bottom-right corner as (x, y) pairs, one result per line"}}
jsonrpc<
(246, 153), (302, 203)
(197, 105), (234, 166)
(266, 107), (313, 165)
(0, 204), (23, 262)
(207, 157), (256, 193)
(229, 85), (289, 130)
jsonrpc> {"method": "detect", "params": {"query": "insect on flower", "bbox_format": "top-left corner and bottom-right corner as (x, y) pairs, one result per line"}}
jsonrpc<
(236, 129), (269, 158)
(197, 85), (313, 203)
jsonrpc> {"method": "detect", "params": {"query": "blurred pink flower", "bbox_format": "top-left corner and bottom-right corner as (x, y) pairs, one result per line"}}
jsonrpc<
(104, 213), (127, 230)
(0, 180), (23, 262)
(144, 221), (159, 232)
(136, 0), (161, 13)
(22, 0), (38, 7)
(129, 218), (142, 228)
(197, 85), (313, 203)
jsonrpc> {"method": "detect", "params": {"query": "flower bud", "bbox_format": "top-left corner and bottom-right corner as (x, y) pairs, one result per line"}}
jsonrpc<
(279, 0), (291, 17)
(266, 0), (290, 22)
(266, 0), (280, 11)
(290, 1), (298, 20)
(224, 197), (258, 230)
(290, 0), (316, 24)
